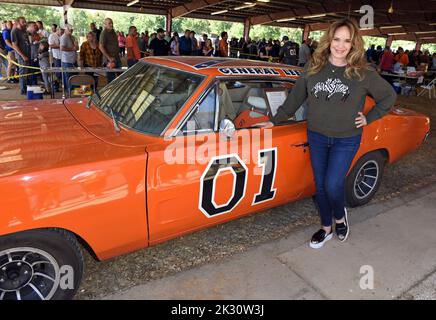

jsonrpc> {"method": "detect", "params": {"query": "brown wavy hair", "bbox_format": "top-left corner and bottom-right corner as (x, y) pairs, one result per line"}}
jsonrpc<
(307, 19), (369, 81)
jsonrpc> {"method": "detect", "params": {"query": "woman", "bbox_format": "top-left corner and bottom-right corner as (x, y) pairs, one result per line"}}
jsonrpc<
(202, 39), (213, 56)
(260, 19), (396, 249)
(79, 32), (103, 88)
(118, 32), (126, 57)
(170, 33), (180, 56)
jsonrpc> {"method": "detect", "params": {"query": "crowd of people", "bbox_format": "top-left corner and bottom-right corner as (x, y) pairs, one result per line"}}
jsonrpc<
(1, 15), (435, 96)
(365, 44), (436, 73)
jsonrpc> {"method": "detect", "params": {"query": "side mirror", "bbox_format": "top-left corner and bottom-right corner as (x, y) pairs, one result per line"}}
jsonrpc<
(219, 118), (236, 139)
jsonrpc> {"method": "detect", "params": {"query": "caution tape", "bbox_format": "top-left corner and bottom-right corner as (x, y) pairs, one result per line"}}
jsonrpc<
(0, 71), (42, 81)
(229, 47), (281, 62)
(0, 51), (42, 70)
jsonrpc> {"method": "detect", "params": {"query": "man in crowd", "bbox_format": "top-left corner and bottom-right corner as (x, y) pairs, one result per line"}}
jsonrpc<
(218, 31), (229, 57)
(60, 24), (78, 93)
(2, 20), (17, 83)
(0, 21), (8, 80)
(394, 47), (409, 67)
(126, 25), (140, 67)
(90, 22), (101, 42)
(149, 27), (169, 56)
(279, 36), (299, 66)
(11, 16), (31, 95)
(298, 38), (311, 67)
(99, 18), (120, 83)
(190, 31), (198, 56)
(48, 25), (62, 89)
(36, 21), (49, 40)
(179, 29), (192, 56)
(27, 21), (40, 86)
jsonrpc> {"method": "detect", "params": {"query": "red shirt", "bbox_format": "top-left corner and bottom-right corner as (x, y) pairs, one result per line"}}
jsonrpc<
(380, 51), (394, 71)
(126, 35), (141, 60)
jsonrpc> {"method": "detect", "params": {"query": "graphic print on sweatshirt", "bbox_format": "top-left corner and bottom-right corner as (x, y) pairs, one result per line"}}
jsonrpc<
(311, 78), (350, 101)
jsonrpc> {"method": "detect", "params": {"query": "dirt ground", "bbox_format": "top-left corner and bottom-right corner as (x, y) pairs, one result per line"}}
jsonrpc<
(1, 79), (435, 299)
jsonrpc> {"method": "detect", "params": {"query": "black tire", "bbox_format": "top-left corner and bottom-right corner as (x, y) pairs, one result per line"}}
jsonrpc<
(345, 151), (386, 207)
(0, 228), (83, 300)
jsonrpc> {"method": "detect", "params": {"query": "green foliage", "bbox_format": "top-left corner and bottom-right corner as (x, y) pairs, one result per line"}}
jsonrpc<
(251, 25), (302, 42)
(0, 3), (61, 26)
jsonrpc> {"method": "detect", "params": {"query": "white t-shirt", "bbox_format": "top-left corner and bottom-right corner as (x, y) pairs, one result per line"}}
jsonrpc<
(48, 32), (61, 60)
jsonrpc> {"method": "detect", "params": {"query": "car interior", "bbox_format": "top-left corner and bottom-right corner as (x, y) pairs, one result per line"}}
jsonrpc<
(181, 80), (308, 135)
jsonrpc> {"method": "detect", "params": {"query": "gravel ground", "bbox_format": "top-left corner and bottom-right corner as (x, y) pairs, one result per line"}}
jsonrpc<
(75, 95), (436, 299)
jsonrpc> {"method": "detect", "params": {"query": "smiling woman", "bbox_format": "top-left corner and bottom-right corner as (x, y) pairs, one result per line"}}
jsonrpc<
(268, 18), (397, 249)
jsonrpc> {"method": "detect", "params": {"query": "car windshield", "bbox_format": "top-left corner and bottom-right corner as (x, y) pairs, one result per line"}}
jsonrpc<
(92, 61), (205, 135)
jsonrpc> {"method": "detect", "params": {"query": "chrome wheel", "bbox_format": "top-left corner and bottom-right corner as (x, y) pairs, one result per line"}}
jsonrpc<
(0, 247), (60, 300)
(353, 160), (380, 200)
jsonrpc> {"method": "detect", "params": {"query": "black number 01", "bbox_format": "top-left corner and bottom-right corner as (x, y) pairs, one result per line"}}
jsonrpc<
(199, 148), (277, 218)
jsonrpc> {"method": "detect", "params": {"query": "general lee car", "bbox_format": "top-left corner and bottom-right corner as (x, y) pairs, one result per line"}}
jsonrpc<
(0, 57), (430, 300)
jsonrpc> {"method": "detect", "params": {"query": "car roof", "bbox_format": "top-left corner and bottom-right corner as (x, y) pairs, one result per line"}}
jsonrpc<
(144, 56), (303, 79)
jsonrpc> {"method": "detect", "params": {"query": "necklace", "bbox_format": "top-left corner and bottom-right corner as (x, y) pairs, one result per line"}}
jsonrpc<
(328, 58), (346, 73)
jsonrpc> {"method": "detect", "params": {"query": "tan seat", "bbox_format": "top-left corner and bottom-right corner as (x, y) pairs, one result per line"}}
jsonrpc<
(218, 82), (237, 121)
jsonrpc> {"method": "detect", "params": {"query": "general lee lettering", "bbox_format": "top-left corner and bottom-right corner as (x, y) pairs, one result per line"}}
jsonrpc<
(218, 67), (301, 76)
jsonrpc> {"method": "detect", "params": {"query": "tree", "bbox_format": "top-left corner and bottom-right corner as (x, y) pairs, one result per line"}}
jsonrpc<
(0, 4), (61, 27)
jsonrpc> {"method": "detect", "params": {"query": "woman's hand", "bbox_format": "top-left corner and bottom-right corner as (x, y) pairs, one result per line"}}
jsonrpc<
(355, 112), (367, 128)
(253, 121), (274, 128)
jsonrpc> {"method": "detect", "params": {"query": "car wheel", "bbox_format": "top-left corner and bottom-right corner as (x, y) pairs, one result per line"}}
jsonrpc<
(0, 229), (83, 300)
(345, 151), (386, 207)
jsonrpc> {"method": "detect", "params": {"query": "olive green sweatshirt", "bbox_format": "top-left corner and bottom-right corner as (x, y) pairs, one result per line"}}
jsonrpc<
(271, 61), (397, 138)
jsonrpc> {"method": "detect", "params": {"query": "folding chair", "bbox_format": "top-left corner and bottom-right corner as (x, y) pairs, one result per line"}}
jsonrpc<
(417, 77), (436, 99)
(68, 74), (96, 98)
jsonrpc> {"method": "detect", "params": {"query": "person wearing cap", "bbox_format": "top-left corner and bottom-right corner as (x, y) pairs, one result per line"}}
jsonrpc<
(60, 23), (78, 93)
(149, 28), (169, 56)
(99, 18), (120, 83)
(279, 35), (299, 66)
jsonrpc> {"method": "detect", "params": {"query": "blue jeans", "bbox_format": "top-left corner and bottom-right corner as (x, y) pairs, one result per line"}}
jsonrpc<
(307, 129), (362, 227)
(106, 58), (121, 83)
(16, 56), (30, 95)
(61, 61), (75, 94)
(127, 59), (137, 68)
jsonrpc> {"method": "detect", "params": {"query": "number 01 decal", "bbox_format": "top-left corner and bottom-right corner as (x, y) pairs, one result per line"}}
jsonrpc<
(199, 148), (277, 218)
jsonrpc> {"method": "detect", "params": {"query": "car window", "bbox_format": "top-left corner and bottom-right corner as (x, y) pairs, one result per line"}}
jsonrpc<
(218, 80), (307, 126)
(93, 62), (205, 136)
(182, 86), (217, 134)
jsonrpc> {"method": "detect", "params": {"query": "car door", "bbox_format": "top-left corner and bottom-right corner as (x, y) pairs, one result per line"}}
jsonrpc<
(146, 79), (312, 245)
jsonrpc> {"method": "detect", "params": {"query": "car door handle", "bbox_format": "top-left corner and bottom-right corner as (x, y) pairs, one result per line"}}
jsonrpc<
(292, 142), (309, 148)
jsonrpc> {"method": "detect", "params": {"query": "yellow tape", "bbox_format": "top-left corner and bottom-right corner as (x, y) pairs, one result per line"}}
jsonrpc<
(0, 51), (41, 70)
(0, 71), (41, 81)
(229, 47), (281, 62)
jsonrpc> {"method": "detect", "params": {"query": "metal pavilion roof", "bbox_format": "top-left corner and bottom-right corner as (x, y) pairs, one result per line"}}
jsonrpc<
(1, 0), (436, 43)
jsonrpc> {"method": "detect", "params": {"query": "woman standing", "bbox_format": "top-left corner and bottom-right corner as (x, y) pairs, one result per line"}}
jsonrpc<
(202, 39), (213, 56)
(80, 32), (103, 88)
(170, 33), (180, 56)
(260, 19), (396, 249)
(118, 31), (126, 57)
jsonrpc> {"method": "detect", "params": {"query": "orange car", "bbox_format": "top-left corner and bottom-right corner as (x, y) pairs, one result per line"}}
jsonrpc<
(0, 57), (430, 300)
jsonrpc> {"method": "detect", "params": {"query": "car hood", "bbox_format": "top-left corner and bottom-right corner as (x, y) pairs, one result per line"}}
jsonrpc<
(0, 99), (144, 178)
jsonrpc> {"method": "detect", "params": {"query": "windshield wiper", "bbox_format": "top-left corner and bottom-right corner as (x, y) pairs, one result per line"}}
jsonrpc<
(86, 90), (101, 109)
(105, 104), (121, 133)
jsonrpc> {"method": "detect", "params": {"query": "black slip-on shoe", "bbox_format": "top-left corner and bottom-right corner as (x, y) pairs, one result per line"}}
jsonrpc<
(336, 207), (349, 242)
(310, 228), (333, 249)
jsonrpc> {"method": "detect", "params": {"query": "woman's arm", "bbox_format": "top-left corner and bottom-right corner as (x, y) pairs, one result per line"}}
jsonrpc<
(365, 70), (397, 124)
(270, 75), (308, 124)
